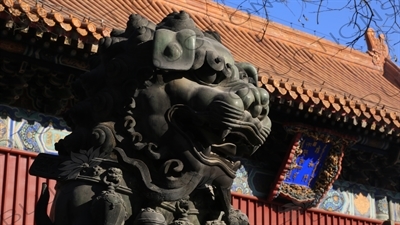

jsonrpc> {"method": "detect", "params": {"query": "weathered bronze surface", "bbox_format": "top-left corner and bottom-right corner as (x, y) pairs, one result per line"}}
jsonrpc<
(30, 11), (271, 225)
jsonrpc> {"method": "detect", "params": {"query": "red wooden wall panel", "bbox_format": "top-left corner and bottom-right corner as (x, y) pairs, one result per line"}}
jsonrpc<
(0, 147), (393, 225)
(0, 148), (56, 225)
(231, 192), (386, 225)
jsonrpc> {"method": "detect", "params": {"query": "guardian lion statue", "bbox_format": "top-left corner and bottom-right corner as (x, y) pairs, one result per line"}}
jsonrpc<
(30, 11), (271, 225)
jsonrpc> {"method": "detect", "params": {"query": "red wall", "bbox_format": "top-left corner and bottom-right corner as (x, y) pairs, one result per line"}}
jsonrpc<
(232, 193), (385, 225)
(0, 147), (56, 225)
(0, 147), (387, 225)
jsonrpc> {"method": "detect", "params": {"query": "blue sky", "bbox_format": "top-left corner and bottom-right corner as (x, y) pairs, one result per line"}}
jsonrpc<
(215, 0), (400, 66)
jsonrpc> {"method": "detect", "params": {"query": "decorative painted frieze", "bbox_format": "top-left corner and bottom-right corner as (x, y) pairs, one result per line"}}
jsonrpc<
(0, 104), (70, 154)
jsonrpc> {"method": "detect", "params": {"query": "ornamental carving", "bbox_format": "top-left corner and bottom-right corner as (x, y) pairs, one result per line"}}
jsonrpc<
(269, 124), (356, 207)
(365, 28), (389, 66)
(29, 11), (271, 225)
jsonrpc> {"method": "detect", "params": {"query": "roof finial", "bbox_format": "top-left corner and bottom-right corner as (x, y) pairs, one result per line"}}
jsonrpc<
(365, 28), (389, 66)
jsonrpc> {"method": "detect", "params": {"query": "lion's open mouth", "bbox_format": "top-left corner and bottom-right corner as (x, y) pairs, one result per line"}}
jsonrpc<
(166, 102), (270, 174)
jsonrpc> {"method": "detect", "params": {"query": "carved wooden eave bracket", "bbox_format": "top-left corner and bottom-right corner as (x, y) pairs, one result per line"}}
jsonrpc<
(365, 28), (390, 67)
(268, 123), (357, 207)
(0, 0), (112, 50)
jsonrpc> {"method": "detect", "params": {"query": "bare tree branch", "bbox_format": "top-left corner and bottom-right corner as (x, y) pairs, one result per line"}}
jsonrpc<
(316, 0), (323, 24)
(228, 0), (400, 65)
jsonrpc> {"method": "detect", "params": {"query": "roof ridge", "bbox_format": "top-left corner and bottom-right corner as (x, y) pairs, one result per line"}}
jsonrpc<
(160, 0), (388, 71)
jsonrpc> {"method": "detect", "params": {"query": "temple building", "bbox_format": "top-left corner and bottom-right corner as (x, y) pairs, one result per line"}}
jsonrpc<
(1, 0), (400, 224)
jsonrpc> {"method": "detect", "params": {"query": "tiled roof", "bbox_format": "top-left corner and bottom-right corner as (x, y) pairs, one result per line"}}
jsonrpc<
(3, 0), (400, 135)
(0, 0), (112, 46)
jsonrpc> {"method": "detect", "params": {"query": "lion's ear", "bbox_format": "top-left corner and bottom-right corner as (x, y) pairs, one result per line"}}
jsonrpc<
(153, 29), (196, 70)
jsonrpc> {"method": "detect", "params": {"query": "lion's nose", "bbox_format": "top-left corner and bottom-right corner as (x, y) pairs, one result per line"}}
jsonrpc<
(235, 86), (269, 118)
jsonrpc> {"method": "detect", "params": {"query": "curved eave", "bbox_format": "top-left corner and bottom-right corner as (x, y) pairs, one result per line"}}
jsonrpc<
(1, 0), (399, 136)
(0, 0), (112, 49)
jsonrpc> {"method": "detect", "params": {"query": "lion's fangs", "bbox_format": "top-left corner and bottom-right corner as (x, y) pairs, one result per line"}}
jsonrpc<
(221, 128), (231, 139)
(208, 151), (241, 171)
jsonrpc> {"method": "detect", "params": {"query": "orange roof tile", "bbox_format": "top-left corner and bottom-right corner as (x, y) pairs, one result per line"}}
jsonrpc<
(3, 0), (400, 135)
(0, 0), (112, 45)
